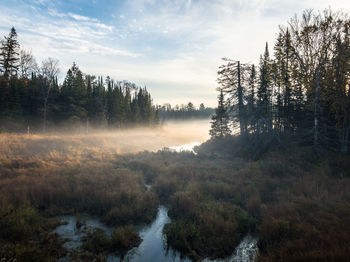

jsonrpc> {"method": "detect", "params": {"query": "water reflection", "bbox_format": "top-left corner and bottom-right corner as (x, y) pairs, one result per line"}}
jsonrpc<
(108, 206), (190, 262)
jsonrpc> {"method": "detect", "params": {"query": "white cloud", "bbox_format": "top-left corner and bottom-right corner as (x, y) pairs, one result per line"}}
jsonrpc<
(68, 12), (95, 22)
(1, 0), (350, 106)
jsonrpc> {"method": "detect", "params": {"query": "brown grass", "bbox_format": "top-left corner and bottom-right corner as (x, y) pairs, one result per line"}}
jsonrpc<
(1, 130), (349, 261)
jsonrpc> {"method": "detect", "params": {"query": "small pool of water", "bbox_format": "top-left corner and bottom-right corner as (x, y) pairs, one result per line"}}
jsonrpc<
(53, 214), (112, 251)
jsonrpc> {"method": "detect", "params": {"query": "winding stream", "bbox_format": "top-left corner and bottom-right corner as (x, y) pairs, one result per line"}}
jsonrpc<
(53, 142), (258, 261)
(54, 205), (258, 262)
(107, 206), (189, 262)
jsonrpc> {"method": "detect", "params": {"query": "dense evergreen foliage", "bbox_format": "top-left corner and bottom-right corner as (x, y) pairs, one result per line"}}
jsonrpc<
(212, 9), (350, 154)
(0, 28), (159, 132)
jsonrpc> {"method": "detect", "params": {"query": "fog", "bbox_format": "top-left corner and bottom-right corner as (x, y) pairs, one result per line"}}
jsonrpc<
(83, 119), (211, 154)
(0, 120), (211, 159)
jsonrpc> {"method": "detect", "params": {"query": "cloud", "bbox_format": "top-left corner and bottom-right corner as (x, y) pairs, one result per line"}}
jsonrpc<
(0, 2), (137, 60)
(68, 12), (95, 22)
(1, 0), (350, 107)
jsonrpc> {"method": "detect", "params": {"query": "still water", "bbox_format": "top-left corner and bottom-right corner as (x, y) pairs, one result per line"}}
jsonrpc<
(54, 205), (257, 262)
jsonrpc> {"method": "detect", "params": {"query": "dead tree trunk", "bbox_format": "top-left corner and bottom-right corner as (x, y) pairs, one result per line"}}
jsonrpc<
(314, 69), (320, 150)
(43, 84), (51, 134)
(340, 121), (350, 153)
(237, 61), (245, 136)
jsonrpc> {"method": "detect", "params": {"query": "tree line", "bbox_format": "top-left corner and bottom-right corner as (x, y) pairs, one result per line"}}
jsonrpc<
(210, 9), (350, 154)
(157, 102), (214, 120)
(0, 27), (159, 132)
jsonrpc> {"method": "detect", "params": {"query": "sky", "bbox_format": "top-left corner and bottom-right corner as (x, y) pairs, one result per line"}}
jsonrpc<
(0, 0), (349, 107)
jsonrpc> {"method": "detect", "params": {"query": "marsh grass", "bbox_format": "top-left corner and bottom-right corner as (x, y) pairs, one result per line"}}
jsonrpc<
(0, 132), (349, 261)
(0, 132), (159, 261)
(122, 141), (350, 261)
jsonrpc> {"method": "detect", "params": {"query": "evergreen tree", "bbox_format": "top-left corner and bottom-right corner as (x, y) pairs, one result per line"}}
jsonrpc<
(257, 43), (273, 133)
(247, 64), (256, 133)
(131, 94), (140, 123)
(60, 63), (86, 123)
(0, 27), (20, 78)
(274, 30), (294, 131)
(123, 87), (132, 124)
(210, 90), (231, 138)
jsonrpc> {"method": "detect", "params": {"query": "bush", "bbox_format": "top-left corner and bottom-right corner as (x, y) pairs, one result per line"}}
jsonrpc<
(110, 225), (142, 256)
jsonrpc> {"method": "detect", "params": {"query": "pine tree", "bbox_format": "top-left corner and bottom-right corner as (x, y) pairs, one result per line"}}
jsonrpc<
(73, 66), (87, 120)
(210, 90), (231, 138)
(247, 64), (256, 134)
(0, 27), (20, 78)
(131, 95), (140, 123)
(106, 77), (114, 126)
(60, 68), (74, 121)
(123, 87), (132, 124)
(257, 42), (273, 133)
(60, 63), (87, 123)
(274, 30), (294, 132)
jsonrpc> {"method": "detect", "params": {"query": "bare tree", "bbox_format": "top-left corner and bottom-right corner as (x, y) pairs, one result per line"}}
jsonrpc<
(19, 49), (38, 78)
(41, 57), (60, 133)
(288, 9), (341, 149)
(217, 58), (251, 136)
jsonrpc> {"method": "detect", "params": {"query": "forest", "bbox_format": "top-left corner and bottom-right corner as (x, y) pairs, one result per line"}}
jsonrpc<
(210, 9), (350, 155)
(158, 102), (214, 120)
(0, 7), (349, 262)
(0, 27), (159, 132)
(0, 27), (213, 133)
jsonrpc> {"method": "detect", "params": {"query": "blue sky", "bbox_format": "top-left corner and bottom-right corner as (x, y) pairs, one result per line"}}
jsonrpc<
(0, 0), (349, 107)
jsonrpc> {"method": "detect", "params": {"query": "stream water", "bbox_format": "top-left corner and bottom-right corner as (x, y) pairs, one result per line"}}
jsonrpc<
(54, 205), (258, 262)
(53, 142), (258, 261)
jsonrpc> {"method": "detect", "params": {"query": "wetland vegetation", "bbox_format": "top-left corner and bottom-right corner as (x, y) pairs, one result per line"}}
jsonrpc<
(0, 6), (350, 262)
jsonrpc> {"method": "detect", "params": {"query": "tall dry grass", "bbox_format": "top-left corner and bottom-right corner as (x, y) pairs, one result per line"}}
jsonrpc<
(1, 129), (349, 261)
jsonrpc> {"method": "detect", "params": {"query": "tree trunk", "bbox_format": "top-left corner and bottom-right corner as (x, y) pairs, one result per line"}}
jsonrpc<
(43, 97), (48, 133)
(43, 84), (51, 134)
(314, 69), (320, 149)
(237, 61), (245, 136)
(86, 118), (89, 134)
(340, 121), (350, 153)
